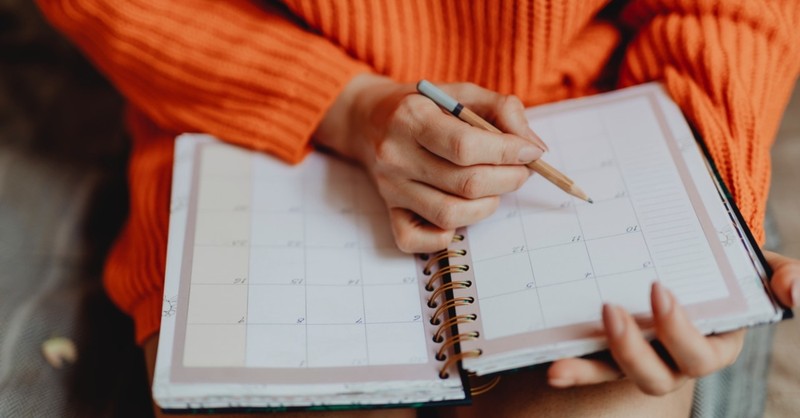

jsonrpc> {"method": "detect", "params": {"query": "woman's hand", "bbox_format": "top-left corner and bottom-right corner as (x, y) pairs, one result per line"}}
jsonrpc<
(314, 74), (545, 253)
(547, 250), (800, 395)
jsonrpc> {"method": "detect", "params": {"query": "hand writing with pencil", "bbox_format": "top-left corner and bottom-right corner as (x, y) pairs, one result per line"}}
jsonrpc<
(317, 76), (800, 406)
(314, 74), (546, 253)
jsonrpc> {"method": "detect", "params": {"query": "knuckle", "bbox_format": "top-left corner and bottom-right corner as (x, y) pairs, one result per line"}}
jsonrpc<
(448, 82), (480, 98)
(393, 95), (427, 127)
(397, 94), (418, 113)
(449, 133), (475, 166)
(432, 199), (461, 230)
(457, 169), (484, 198)
(435, 233), (454, 250)
(462, 83), (482, 97)
(500, 139), (520, 164)
(373, 141), (403, 171)
(641, 379), (673, 396)
(501, 94), (524, 111)
(394, 231), (416, 254)
(387, 99), (409, 126)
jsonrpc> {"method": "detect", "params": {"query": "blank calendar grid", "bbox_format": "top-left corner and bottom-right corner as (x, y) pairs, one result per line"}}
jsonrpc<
(182, 147), (429, 369)
(471, 102), (726, 341)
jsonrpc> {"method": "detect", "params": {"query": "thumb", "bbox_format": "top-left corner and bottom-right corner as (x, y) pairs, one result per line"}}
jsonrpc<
(763, 251), (800, 308)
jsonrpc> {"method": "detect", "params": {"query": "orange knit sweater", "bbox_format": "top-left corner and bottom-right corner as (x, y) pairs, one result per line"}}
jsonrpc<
(36, 0), (800, 345)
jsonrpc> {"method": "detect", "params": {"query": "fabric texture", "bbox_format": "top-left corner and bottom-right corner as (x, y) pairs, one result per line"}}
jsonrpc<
(35, 0), (800, 349)
(0, 3), (153, 415)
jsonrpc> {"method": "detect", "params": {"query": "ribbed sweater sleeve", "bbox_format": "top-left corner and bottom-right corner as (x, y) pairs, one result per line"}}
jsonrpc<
(618, 0), (800, 243)
(35, 0), (371, 163)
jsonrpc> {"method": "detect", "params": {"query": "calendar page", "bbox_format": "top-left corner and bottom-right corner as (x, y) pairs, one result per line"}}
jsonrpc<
(450, 84), (783, 375)
(152, 135), (465, 410)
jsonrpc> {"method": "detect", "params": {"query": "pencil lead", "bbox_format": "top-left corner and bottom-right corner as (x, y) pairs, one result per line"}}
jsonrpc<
(588, 198), (594, 204)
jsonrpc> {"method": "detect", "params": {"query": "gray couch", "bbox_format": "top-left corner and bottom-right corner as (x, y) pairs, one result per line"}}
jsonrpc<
(0, 1), (151, 416)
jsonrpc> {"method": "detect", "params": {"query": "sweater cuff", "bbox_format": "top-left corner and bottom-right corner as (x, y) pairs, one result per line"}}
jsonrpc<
(36, 0), (373, 164)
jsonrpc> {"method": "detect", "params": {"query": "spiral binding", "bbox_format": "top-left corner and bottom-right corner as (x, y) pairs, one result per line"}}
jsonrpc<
(422, 249), (466, 275)
(427, 281), (472, 308)
(422, 237), (490, 390)
(430, 297), (474, 326)
(469, 374), (502, 395)
(435, 331), (480, 361)
(439, 349), (482, 379)
(431, 313), (477, 342)
(425, 264), (470, 291)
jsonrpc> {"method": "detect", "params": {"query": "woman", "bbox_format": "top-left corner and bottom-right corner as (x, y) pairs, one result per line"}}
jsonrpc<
(36, 0), (800, 416)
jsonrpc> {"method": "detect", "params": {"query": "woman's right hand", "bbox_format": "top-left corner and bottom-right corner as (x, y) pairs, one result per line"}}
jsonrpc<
(314, 74), (546, 253)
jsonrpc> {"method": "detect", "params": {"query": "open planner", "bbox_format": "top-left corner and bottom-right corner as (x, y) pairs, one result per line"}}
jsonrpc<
(153, 83), (789, 411)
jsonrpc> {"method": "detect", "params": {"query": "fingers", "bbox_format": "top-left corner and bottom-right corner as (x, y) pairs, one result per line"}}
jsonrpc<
(548, 357), (623, 387)
(763, 250), (800, 308)
(603, 304), (687, 395)
(650, 282), (744, 378)
(412, 151), (531, 199)
(548, 282), (753, 395)
(388, 208), (454, 253)
(382, 180), (499, 252)
(413, 108), (544, 166)
(376, 130), (532, 199)
(397, 85), (544, 166)
(369, 81), (552, 253)
(441, 83), (549, 151)
(598, 283), (746, 396)
(384, 179), (500, 231)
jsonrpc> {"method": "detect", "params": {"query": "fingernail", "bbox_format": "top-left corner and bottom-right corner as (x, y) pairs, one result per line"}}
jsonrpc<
(653, 281), (673, 318)
(791, 281), (800, 307)
(518, 146), (542, 163)
(548, 377), (574, 388)
(526, 127), (549, 152)
(603, 304), (625, 339)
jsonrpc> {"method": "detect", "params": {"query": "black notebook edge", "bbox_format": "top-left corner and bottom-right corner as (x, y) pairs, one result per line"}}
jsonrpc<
(690, 126), (793, 321)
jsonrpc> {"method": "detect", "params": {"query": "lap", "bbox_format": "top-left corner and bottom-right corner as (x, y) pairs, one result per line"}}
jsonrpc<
(143, 336), (693, 418)
(142, 337), (413, 418)
(438, 369), (694, 418)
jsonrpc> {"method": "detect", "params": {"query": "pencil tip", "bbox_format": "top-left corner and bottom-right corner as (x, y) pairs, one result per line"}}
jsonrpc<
(587, 198), (594, 204)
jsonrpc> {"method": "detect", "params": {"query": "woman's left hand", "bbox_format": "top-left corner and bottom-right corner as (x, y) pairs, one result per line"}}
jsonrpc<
(547, 250), (800, 395)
